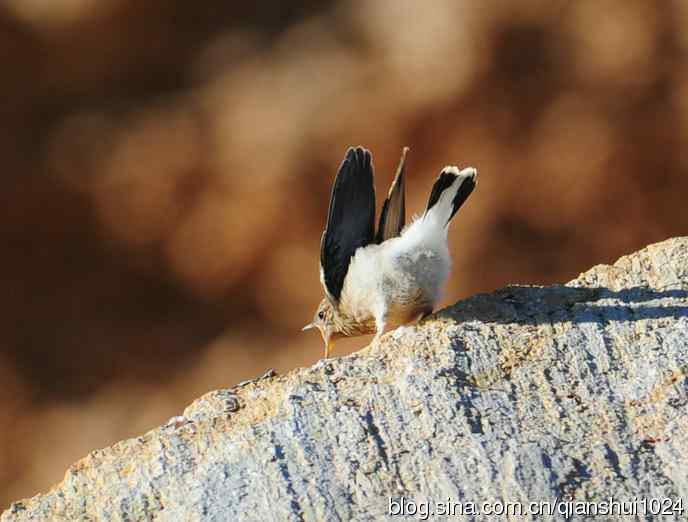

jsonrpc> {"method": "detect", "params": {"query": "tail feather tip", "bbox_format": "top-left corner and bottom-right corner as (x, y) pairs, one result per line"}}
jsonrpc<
(425, 166), (478, 224)
(441, 165), (477, 181)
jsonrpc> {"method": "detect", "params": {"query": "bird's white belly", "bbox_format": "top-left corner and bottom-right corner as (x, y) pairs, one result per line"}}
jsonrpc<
(339, 239), (450, 326)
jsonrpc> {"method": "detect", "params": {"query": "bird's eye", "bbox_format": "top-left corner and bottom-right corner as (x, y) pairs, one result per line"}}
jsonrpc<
(318, 311), (325, 320)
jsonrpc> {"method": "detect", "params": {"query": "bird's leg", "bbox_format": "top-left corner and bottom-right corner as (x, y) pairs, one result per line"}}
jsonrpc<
(418, 308), (434, 322)
(372, 305), (388, 346)
(323, 337), (334, 359)
(372, 324), (386, 345)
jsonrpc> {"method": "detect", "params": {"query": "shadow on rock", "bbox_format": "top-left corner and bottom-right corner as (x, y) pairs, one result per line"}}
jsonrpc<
(437, 285), (688, 326)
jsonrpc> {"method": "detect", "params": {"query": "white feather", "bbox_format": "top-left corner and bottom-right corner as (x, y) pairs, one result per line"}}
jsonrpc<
(339, 167), (477, 332)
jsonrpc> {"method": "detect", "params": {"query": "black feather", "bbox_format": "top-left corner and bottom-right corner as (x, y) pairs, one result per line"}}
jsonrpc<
(426, 169), (476, 225)
(448, 173), (476, 222)
(320, 147), (376, 302)
(375, 147), (408, 243)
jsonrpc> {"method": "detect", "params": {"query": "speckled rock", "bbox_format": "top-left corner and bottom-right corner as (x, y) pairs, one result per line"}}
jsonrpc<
(4, 238), (688, 521)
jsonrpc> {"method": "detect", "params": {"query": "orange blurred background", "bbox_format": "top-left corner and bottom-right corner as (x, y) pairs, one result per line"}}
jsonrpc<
(1, 0), (688, 508)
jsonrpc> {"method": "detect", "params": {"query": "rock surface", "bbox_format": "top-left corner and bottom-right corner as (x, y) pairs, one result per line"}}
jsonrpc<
(4, 238), (688, 521)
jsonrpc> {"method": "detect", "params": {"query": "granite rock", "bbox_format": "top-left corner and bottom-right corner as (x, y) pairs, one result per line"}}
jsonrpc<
(4, 238), (688, 521)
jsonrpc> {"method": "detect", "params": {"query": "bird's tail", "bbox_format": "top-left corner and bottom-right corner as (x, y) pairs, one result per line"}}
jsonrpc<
(423, 166), (477, 227)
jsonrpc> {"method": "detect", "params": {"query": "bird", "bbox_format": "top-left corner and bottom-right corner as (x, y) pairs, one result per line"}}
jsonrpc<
(302, 146), (477, 358)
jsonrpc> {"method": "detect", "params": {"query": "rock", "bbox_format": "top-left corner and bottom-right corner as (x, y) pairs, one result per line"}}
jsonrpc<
(3, 238), (688, 521)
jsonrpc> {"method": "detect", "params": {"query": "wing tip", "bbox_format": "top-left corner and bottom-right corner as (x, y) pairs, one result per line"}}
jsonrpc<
(390, 146), (409, 184)
(345, 146), (372, 166)
(375, 147), (409, 243)
(321, 146), (376, 301)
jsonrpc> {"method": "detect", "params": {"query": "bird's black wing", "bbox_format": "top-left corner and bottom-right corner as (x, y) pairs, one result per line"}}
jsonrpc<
(320, 147), (376, 303)
(375, 147), (408, 243)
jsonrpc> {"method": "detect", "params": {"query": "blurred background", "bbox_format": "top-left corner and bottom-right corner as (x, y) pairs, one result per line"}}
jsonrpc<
(1, 0), (688, 507)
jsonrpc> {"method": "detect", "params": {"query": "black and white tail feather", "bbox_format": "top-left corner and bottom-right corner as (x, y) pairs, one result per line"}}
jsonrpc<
(417, 165), (477, 245)
(424, 166), (477, 227)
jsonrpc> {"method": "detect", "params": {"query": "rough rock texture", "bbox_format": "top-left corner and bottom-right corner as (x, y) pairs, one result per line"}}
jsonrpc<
(4, 238), (688, 521)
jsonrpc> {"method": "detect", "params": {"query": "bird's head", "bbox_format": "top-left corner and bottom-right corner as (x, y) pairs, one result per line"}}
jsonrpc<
(302, 299), (342, 357)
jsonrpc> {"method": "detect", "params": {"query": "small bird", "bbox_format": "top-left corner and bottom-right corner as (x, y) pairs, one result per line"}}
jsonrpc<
(303, 146), (477, 357)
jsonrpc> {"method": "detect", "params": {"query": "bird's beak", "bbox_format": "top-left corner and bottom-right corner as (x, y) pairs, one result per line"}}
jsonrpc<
(302, 322), (316, 332)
